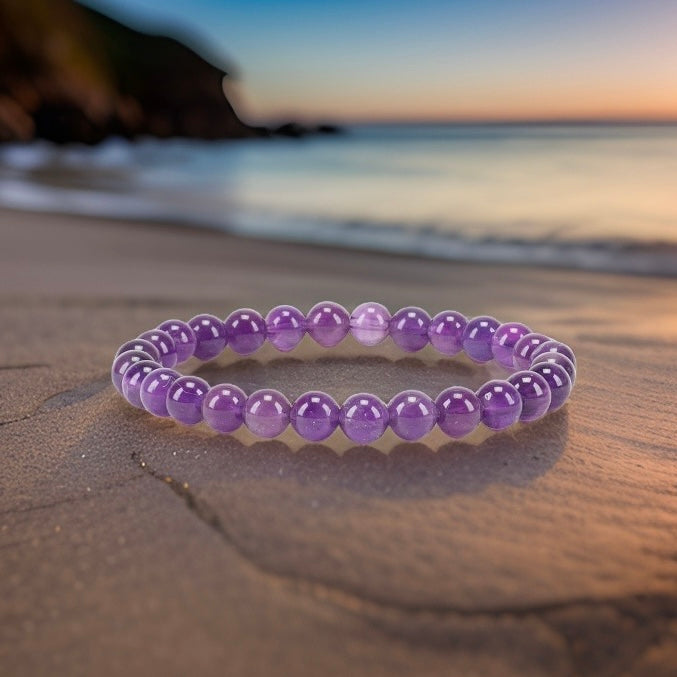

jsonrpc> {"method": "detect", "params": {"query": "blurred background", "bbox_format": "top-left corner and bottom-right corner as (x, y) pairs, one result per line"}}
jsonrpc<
(1, 0), (676, 276)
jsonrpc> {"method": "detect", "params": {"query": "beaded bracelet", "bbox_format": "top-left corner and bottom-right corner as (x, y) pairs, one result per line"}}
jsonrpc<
(111, 302), (575, 443)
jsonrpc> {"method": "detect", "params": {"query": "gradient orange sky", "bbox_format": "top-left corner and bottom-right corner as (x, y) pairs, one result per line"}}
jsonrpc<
(84, 0), (677, 122)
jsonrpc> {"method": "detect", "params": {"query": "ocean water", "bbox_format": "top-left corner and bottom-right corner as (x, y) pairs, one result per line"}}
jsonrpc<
(1, 123), (676, 275)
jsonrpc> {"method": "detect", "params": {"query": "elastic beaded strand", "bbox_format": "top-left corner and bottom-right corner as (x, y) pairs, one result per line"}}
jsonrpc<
(112, 304), (575, 442)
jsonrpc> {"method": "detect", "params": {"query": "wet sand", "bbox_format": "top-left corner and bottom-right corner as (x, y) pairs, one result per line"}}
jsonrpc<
(1, 207), (676, 676)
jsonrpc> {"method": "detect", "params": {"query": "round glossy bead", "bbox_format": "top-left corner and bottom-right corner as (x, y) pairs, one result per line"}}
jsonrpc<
(389, 306), (431, 352)
(157, 319), (197, 364)
(111, 349), (154, 394)
(137, 329), (177, 368)
(290, 391), (340, 441)
(513, 332), (550, 370)
(115, 338), (161, 363)
(427, 311), (467, 355)
(435, 386), (481, 438)
(202, 384), (247, 433)
(387, 390), (437, 441)
(350, 302), (391, 346)
(224, 308), (267, 355)
(140, 368), (180, 417)
(476, 380), (522, 430)
(265, 305), (306, 352)
(244, 389), (291, 438)
(188, 314), (227, 361)
(339, 393), (389, 444)
(529, 363), (572, 412)
(507, 370), (551, 422)
(531, 352), (576, 385)
(122, 360), (161, 409)
(166, 376), (210, 425)
(531, 340), (577, 367)
(491, 322), (531, 370)
(306, 302), (350, 347)
(462, 315), (500, 363)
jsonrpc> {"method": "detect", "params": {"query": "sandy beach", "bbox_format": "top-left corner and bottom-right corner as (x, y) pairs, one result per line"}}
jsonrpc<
(1, 207), (676, 676)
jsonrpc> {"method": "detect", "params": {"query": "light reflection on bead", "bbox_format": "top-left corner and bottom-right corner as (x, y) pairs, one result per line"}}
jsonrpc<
(339, 393), (389, 444)
(435, 386), (481, 438)
(306, 302), (350, 347)
(529, 362), (572, 411)
(224, 308), (267, 355)
(427, 311), (467, 356)
(531, 340), (577, 367)
(166, 376), (210, 425)
(491, 322), (531, 370)
(387, 390), (437, 441)
(137, 329), (177, 368)
(122, 360), (161, 409)
(476, 379), (522, 430)
(266, 305), (306, 352)
(203, 383), (247, 433)
(140, 367), (180, 417)
(389, 306), (430, 352)
(507, 370), (551, 422)
(115, 338), (161, 363)
(531, 352), (576, 385)
(350, 302), (391, 346)
(290, 391), (340, 441)
(157, 319), (197, 364)
(244, 389), (291, 438)
(111, 349), (154, 394)
(513, 332), (550, 370)
(188, 314), (227, 362)
(462, 316), (500, 363)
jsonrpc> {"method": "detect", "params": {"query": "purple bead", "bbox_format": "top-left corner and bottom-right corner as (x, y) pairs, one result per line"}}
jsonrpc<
(157, 319), (197, 364)
(529, 363), (572, 412)
(166, 376), (210, 425)
(427, 311), (467, 356)
(389, 306), (431, 352)
(306, 302), (350, 347)
(387, 390), (437, 441)
(265, 305), (306, 352)
(462, 315), (500, 363)
(531, 340), (577, 367)
(140, 368), (180, 417)
(491, 322), (531, 370)
(122, 360), (161, 409)
(290, 391), (340, 441)
(244, 389), (291, 438)
(224, 308), (267, 355)
(350, 302), (391, 347)
(513, 333), (550, 370)
(111, 349), (154, 394)
(115, 338), (161, 363)
(507, 371), (551, 422)
(137, 329), (177, 368)
(435, 386), (481, 438)
(476, 380), (523, 430)
(339, 393), (389, 444)
(188, 314), (227, 361)
(531, 352), (576, 385)
(203, 383), (247, 433)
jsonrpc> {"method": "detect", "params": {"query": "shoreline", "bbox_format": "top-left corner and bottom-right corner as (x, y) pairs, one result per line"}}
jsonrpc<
(1, 203), (675, 280)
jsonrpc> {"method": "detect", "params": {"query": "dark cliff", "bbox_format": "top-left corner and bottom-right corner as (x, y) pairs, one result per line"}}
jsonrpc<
(0, 0), (258, 143)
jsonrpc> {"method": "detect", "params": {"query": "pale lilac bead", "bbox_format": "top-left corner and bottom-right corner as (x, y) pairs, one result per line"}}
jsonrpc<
(137, 329), (177, 368)
(491, 322), (531, 370)
(387, 390), (437, 441)
(111, 349), (154, 394)
(531, 352), (576, 385)
(350, 302), (391, 346)
(224, 308), (267, 355)
(462, 316), (500, 363)
(389, 306), (431, 352)
(530, 363), (572, 411)
(166, 376), (210, 425)
(339, 393), (389, 444)
(265, 305), (306, 352)
(244, 389), (291, 438)
(122, 360), (161, 409)
(476, 379), (522, 430)
(531, 340), (577, 367)
(157, 319), (197, 364)
(513, 332), (550, 370)
(290, 391), (340, 441)
(427, 311), (467, 355)
(189, 314), (227, 361)
(140, 368), (180, 417)
(507, 371), (551, 422)
(435, 386), (481, 438)
(203, 384), (246, 433)
(306, 302), (350, 347)
(115, 338), (161, 363)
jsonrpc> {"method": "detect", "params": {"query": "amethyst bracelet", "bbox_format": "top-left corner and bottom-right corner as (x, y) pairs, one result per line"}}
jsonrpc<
(111, 302), (575, 444)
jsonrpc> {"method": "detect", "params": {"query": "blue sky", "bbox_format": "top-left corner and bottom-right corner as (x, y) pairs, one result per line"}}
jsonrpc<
(81, 0), (677, 123)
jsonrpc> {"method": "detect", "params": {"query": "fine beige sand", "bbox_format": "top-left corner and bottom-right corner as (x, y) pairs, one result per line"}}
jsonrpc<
(1, 208), (676, 676)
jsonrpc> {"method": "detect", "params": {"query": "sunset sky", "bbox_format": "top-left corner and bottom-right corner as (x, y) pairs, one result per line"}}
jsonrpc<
(82, 0), (677, 123)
